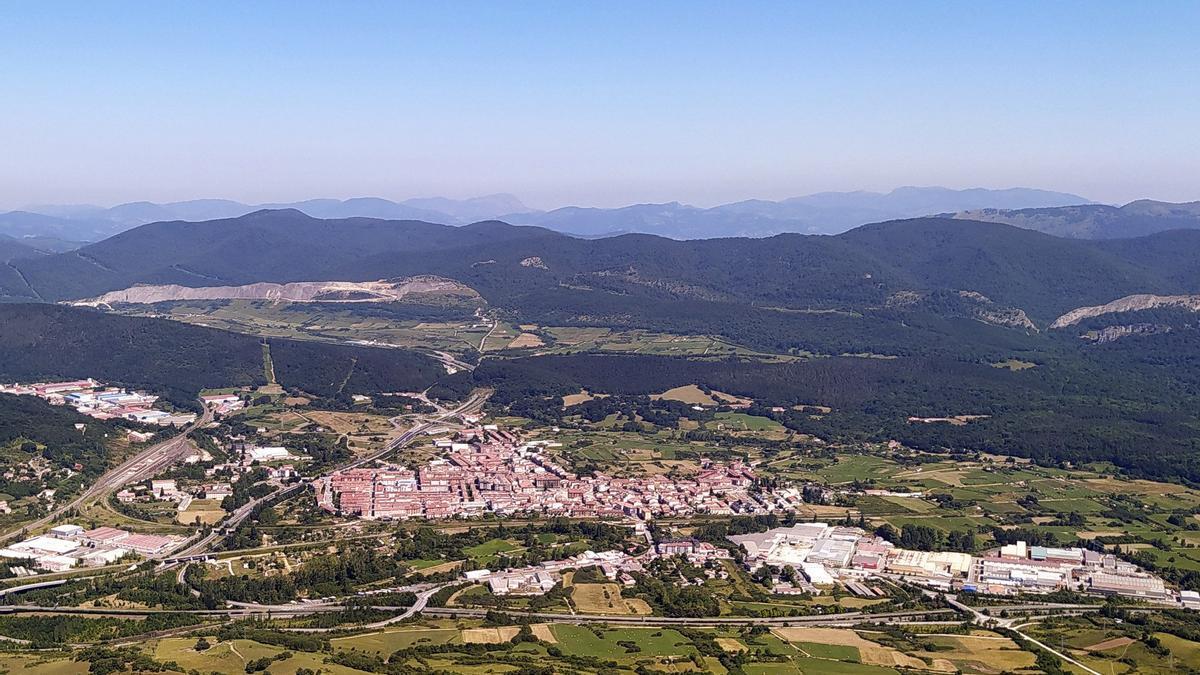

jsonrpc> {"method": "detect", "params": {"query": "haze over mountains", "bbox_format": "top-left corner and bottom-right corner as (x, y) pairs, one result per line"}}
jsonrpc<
(1, 186), (1100, 246)
(0, 194), (534, 245)
(505, 186), (1093, 238)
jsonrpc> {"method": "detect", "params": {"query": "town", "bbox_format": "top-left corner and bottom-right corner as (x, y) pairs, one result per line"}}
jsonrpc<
(316, 424), (804, 520)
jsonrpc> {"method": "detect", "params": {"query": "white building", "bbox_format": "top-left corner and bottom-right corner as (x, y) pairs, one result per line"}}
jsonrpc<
(36, 555), (77, 572)
(249, 446), (291, 462)
(79, 548), (130, 567)
(49, 524), (84, 538)
(12, 536), (78, 556)
(800, 562), (835, 586)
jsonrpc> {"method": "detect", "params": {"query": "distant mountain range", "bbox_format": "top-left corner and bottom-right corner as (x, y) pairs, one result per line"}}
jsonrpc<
(9, 187), (1200, 249)
(505, 186), (1093, 238)
(0, 187), (1092, 247)
(946, 200), (1200, 239)
(0, 194), (534, 246)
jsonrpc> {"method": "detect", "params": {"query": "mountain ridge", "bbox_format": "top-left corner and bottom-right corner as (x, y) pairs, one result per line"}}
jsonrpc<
(2, 187), (1089, 244)
(5, 211), (1200, 331)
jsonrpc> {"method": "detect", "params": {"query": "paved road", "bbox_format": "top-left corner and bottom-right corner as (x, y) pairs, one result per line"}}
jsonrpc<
(946, 594), (1102, 675)
(418, 606), (959, 625)
(0, 406), (213, 544)
(0, 602), (961, 626)
(245, 583), (447, 633)
(431, 350), (475, 373)
(0, 576), (77, 598)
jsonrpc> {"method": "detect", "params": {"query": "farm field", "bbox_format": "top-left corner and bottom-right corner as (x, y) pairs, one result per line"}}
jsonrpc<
(1025, 617), (1200, 675)
(331, 626), (461, 654)
(9, 614), (1200, 675)
(550, 624), (699, 660)
(570, 582), (653, 615)
(771, 628), (950, 671)
(153, 637), (368, 675)
(176, 498), (225, 525)
(115, 299), (490, 356)
(652, 384), (748, 406)
(539, 326), (796, 360)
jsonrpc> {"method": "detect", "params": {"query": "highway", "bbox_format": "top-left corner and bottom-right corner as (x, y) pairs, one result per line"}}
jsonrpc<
(418, 606), (962, 626)
(0, 405), (213, 545)
(0, 600), (958, 625)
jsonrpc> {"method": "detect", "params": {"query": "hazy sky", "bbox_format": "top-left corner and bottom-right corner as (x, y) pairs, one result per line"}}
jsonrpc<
(2, 1), (1198, 209)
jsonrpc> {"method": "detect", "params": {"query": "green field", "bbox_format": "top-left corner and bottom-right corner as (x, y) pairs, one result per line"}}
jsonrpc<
(712, 411), (787, 434)
(794, 641), (861, 661)
(332, 627), (461, 654)
(550, 625), (698, 660)
(463, 538), (519, 558)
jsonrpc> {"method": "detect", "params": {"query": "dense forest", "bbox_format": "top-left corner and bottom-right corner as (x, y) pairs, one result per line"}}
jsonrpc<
(0, 304), (446, 405)
(469, 344), (1200, 483)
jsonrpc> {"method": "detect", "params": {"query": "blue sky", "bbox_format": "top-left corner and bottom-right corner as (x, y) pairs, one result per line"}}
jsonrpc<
(2, 1), (1198, 208)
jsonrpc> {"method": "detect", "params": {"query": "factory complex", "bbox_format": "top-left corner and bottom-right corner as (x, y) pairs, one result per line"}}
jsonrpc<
(730, 524), (1175, 604)
(0, 379), (196, 426)
(0, 524), (182, 574)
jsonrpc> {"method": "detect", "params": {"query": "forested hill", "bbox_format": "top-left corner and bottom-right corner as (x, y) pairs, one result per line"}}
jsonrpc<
(0, 234), (44, 262)
(0, 393), (129, 482)
(4, 210), (1200, 326)
(0, 304), (446, 405)
(0, 210), (559, 302)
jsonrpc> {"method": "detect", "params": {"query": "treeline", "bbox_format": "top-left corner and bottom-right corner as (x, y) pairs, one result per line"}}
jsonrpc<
(0, 303), (446, 406)
(0, 614), (201, 649)
(270, 339), (444, 398)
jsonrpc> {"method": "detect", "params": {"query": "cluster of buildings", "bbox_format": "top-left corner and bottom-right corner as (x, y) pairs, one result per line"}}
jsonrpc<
(731, 523), (906, 595)
(0, 379), (195, 426)
(200, 392), (246, 415)
(729, 524), (1174, 603)
(316, 426), (801, 520)
(3, 456), (70, 504)
(219, 440), (304, 469)
(468, 541), (730, 596)
(968, 540), (1168, 600)
(116, 477), (233, 512)
(115, 441), (302, 510)
(0, 524), (181, 574)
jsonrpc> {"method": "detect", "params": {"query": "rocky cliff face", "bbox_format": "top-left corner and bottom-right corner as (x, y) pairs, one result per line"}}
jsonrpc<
(1051, 294), (1200, 328)
(884, 289), (1037, 331)
(1081, 323), (1173, 343)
